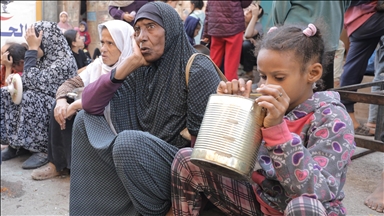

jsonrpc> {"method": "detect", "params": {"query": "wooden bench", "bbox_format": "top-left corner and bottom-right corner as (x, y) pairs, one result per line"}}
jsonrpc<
(333, 80), (384, 159)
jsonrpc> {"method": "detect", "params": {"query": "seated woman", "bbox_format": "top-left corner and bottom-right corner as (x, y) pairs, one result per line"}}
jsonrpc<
(240, 3), (263, 81)
(1, 21), (77, 169)
(64, 29), (91, 74)
(1, 42), (27, 87)
(30, 20), (135, 180)
(69, 2), (221, 215)
(171, 24), (355, 216)
(184, 16), (201, 46)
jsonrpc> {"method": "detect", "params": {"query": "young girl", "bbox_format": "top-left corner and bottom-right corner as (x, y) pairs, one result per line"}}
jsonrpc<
(64, 29), (91, 73)
(171, 24), (355, 215)
(184, 16), (201, 46)
(1, 42), (27, 87)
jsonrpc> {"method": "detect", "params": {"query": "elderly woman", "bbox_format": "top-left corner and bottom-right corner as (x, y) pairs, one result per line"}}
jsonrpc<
(1, 21), (77, 169)
(30, 20), (134, 180)
(69, 2), (221, 215)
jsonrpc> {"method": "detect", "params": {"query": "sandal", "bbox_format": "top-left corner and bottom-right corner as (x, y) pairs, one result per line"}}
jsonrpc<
(31, 162), (68, 180)
(354, 125), (374, 136)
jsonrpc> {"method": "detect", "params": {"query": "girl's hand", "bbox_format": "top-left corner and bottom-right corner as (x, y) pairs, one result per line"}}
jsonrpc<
(255, 84), (289, 128)
(1, 51), (13, 68)
(251, 4), (262, 17)
(5, 73), (14, 86)
(25, 25), (43, 50)
(216, 79), (252, 98)
(54, 98), (69, 130)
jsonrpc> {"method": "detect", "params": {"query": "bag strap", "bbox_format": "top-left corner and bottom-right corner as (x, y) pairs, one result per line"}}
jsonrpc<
(185, 53), (227, 86)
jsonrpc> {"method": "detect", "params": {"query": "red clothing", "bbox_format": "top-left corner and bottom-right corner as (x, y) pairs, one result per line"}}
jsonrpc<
(1, 65), (22, 87)
(79, 31), (91, 47)
(210, 31), (243, 81)
(344, 1), (377, 36)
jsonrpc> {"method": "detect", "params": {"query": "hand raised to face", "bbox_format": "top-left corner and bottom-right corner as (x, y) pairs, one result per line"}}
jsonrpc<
(25, 25), (43, 50)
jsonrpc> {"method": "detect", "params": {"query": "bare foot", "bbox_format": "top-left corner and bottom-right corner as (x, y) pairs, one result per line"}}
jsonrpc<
(364, 171), (384, 213)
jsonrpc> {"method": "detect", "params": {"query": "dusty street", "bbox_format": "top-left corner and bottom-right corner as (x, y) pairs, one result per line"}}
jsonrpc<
(1, 147), (383, 216)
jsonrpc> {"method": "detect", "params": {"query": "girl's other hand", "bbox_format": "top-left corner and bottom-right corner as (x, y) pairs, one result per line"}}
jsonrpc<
(216, 79), (252, 98)
(25, 25), (43, 50)
(255, 84), (289, 128)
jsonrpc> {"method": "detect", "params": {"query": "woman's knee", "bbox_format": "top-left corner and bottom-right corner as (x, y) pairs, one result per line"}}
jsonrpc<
(112, 130), (150, 160)
(284, 196), (327, 216)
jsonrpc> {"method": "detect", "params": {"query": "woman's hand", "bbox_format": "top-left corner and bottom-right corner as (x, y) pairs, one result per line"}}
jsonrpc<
(1, 51), (13, 68)
(255, 84), (289, 128)
(25, 25), (43, 50)
(123, 13), (135, 22)
(54, 98), (69, 130)
(216, 79), (252, 98)
(65, 100), (82, 120)
(131, 36), (149, 67)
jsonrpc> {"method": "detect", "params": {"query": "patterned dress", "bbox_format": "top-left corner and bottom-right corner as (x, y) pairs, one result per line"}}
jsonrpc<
(0, 21), (77, 153)
(171, 91), (356, 216)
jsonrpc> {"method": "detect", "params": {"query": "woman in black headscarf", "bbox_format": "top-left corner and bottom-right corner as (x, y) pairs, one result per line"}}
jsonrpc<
(69, 2), (221, 215)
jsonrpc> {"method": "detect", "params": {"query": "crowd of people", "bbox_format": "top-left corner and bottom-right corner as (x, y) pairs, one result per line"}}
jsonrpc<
(1, 0), (384, 215)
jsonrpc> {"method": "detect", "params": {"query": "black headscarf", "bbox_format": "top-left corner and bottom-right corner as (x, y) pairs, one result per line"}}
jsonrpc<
(110, 2), (220, 147)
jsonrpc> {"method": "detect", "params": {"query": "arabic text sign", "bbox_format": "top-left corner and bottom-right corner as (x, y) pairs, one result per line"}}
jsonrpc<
(1, 1), (36, 46)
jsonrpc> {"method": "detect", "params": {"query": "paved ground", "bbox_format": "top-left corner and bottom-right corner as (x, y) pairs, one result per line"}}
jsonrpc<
(1, 146), (383, 216)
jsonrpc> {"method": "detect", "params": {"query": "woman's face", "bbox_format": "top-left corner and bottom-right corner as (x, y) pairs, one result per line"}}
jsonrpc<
(134, 18), (165, 63)
(100, 28), (121, 66)
(60, 14), (68, 23)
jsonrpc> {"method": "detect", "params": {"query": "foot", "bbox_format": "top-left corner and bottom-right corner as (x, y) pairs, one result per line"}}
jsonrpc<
(1, 146), (29, 161)
(22, 152), (48, 169)
(31, 162), (67, 180)
(364, 171), (384, 213)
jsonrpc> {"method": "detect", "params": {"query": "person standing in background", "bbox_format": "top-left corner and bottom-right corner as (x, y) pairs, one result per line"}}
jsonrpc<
(270, 0), (351, 90)
(189, 0), (205, 45)
(57, 11), (73, 33)
(339, 0), (384, 135)
(108, 1), (152, 26)
(203, 0), (252, 81)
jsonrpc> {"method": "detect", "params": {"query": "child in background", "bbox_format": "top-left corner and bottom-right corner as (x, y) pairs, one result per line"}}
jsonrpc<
(171, 24), (355, 216)
(57, 11), (73, 33)
(1, 42), (27, 87)
(79, 21), (91, 51)
(184, 16), (201, 46)
(64, 29), (91, 73)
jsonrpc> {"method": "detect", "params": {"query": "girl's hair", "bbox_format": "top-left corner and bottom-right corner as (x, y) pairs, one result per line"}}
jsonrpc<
(257, 5), (264, 19)
(64, 29), (78, 48)
(6, 43), (28, 67)
(257, 24), (326, 90)
(190, 0), (204, 14)
(92, 48), (101, 60)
